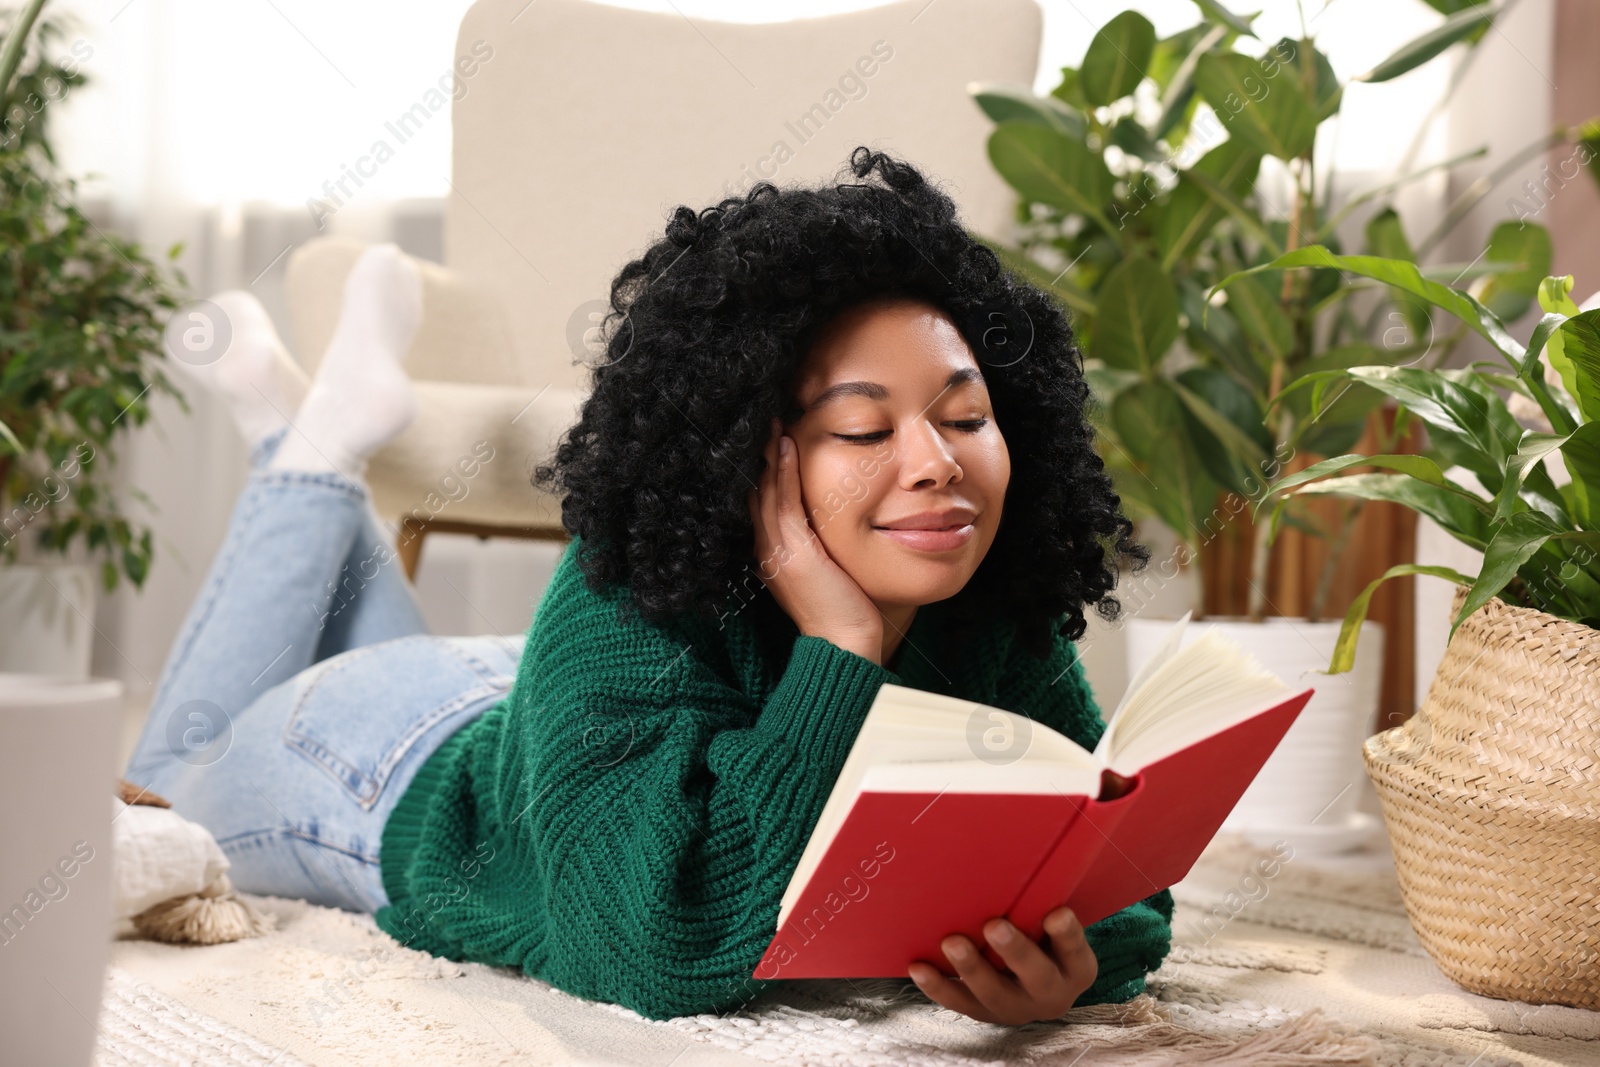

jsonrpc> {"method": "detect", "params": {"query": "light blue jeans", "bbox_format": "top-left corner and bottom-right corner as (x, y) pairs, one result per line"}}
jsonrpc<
(123, 425), (525, 913)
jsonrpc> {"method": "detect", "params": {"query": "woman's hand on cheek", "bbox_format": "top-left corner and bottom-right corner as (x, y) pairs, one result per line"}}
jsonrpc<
(907, 907), (1098, 1025)
(747, 417), (883, 663)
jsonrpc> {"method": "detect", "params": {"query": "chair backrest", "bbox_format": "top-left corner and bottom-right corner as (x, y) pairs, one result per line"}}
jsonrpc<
(447, 0), (1042, 392)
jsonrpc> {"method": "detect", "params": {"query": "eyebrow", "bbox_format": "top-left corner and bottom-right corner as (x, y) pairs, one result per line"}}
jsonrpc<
(805, 367), (984, 412)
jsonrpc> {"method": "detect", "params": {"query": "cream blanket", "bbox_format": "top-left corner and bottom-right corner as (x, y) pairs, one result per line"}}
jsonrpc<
(93, 832), (1598, 1066)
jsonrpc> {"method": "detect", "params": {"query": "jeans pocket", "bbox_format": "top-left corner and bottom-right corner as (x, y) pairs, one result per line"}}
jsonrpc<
(283, 634), (513, 810)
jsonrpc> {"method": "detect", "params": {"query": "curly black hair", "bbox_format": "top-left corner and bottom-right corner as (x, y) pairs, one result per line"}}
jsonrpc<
(532, 146), (1147, 666)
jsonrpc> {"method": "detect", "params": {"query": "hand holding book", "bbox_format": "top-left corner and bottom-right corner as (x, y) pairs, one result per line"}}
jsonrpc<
(907, 905), (1098, 1024)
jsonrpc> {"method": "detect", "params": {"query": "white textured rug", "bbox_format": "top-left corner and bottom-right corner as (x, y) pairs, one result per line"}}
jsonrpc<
(92, 831), (1599, 1067)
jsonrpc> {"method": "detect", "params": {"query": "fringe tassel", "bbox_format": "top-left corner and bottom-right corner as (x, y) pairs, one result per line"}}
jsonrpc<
(131, 874), (277, 945)
(1065, 996), (1377, 1066)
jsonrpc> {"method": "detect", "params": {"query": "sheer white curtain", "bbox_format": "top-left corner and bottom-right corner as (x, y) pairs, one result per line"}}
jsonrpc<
(37, 0), (1552, 706)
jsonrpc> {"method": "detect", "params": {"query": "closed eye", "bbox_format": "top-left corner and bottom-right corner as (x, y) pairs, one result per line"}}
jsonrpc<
(834, 419), (988, 444)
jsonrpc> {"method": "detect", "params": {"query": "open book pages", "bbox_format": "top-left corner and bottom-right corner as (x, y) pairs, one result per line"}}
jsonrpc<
(777, 613), (1294, 925)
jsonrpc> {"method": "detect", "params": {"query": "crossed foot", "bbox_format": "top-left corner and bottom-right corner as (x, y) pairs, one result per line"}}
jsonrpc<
(175, 243), (424, 479)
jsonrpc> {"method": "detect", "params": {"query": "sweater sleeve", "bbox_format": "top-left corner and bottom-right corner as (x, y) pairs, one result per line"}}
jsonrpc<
(506, 605), (902, 1022)
(997, 624), (1175, 1006)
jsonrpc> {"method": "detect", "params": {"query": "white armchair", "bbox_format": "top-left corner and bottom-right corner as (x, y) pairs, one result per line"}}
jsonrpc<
(283, 0), (1043, 579)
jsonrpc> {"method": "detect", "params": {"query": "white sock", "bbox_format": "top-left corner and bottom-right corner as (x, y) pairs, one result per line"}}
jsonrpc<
(268, 243), (423, 479)
(167, 291), (309, 451)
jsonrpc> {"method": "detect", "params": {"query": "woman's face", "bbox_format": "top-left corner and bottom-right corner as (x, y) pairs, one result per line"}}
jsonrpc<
(783, 297), (1010, 613)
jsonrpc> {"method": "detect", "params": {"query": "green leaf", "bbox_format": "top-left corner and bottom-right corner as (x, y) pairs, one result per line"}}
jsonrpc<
(1190, 0), (1257, 37)
(1477, 221), (1553, 323)
(1329, 565), (1475, 673)
(1264, 451), (1474, 502)
(987, 121), (1115, 232)
(1455, 510), (1556, 636)
(1155, 140), (1263, 268)
(1110, 381), (1218, 535)
(1172, 366), (1271, 493)
(1222, 272), (1292, 363)
(1359, 2), (1499, 83)
(1051, 67), (1090, 111)
(1080, 11), (1156, 106)
(1557, 421), (1600, 527)
(1364, 208), (1431, 343)
(1554, 310), (1600, 422)
(1193, 50), (1317, 160)
(1286, 474), (1494, 550)
(1493, 430), (1569, 522)
(1275, 37), (1342, 122)
(1092, 254), (1180, 372)
(1108, 116), (1166, 163)
(1210, 246), (1526, 366)
(1182, 166), (1283, 254)
(970, 84), (1087, 141)
(1349, 366), (1523, 482)
(1538, 274), (1581, 316)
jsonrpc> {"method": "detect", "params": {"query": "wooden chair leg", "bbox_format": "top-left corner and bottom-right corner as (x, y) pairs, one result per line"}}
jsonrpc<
(393, 517), (570, 583)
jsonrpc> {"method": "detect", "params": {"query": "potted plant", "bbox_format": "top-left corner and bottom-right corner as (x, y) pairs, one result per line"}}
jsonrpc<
(969, 0), (1597, 848)
(0, 0), (190, 676)
(1250, 254), (1599, 1008)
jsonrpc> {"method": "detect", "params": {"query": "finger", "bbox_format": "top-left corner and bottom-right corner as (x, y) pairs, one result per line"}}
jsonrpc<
(1044, 907), (1098, 992)
(775, 434), (811, 545)
(982, 917), (1068, 1004)
(938, 934), (1031, 1024)
(907, 960), (998, 1024)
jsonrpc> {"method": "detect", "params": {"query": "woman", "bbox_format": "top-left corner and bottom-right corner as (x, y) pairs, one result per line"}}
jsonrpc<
(125, 147), (1173, 1025)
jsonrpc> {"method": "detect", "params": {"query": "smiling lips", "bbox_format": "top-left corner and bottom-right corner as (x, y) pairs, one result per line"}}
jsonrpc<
(872, 507), (978, 552)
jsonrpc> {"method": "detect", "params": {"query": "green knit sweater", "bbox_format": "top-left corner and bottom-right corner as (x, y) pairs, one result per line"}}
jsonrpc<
(374, 537), (1173, 1021)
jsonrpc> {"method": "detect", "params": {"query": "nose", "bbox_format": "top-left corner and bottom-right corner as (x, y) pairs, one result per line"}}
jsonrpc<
(895, 419), (962, 490)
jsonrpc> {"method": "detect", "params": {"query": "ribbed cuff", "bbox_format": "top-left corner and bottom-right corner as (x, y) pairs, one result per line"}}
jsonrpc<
(378, 720), (478, 928)
(753, 634), (901, 777)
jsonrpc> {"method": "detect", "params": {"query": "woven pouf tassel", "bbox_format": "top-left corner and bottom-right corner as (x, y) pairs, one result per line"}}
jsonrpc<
(131, 873), (277, 945)
(1364, 588), (1600, 1008)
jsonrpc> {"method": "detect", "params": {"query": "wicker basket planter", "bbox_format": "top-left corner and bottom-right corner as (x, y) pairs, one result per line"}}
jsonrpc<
(1363, 587), (1600, 1008)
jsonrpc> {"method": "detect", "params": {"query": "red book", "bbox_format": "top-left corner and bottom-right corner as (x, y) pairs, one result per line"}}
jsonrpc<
(755, 614), (1314, 980)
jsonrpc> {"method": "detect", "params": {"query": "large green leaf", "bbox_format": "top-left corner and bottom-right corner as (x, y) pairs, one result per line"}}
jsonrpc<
(1092, 255), (1180, 373)
(1477, 220), (1552, 323)
(1348, 366), (1522, 485)
(1110, 380), (1218, 535)
(1193, 51), (1317, 160)
(1493, 422), (1600, 527)
(1554, 310), (1600, 422)
(1360, 3), (1499, 83)
(1155, 140), (1263, 268)
(970, 84), (1086, 141)
(1285, 473), (1494, 550)
(987, 122), (1115, 232)
(1329, 565), (1475, 673)
(1275, 36), (1342, 122)
(1210, 246), (1526, 366)
(1081, 10), (1156, 106)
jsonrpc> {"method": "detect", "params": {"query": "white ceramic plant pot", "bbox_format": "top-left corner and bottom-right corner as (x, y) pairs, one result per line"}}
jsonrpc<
(1124, 615), (1384, 855)
(0, 673), (124, 1066)
(0, 562), (97, 678)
